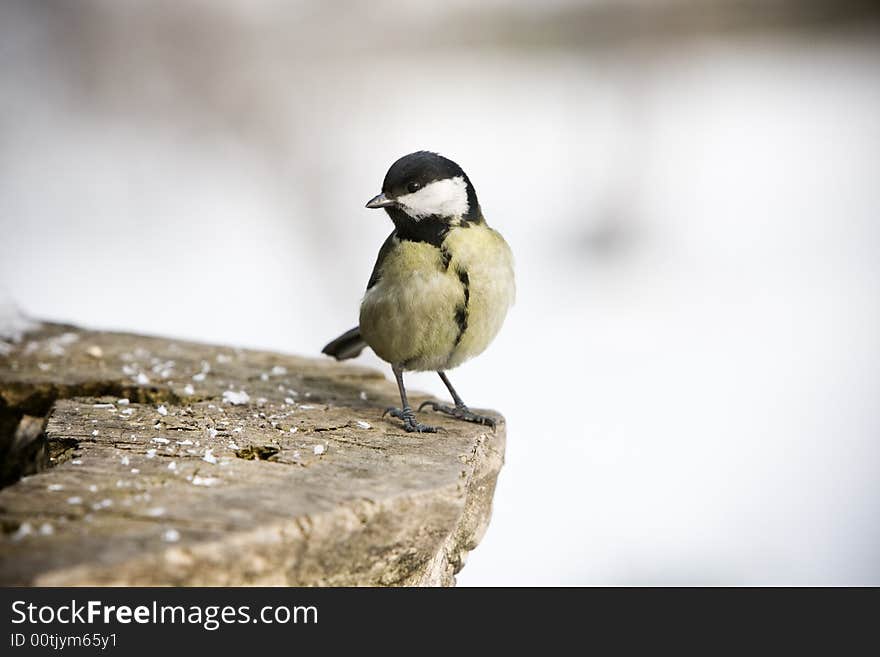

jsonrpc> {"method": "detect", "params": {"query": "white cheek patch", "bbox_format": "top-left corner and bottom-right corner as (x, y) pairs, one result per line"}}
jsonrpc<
(396, 176), (469, 220)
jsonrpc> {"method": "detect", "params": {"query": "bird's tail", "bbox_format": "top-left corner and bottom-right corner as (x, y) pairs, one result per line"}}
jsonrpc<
(321, 326), (367, 361)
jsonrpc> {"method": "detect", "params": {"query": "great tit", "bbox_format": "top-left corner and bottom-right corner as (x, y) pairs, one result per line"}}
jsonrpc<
(322, 151), (515, 433)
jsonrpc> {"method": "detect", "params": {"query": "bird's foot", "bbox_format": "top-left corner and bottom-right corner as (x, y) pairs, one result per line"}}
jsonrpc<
(418, 401), (496, 429)
(383, 406), (440, 433)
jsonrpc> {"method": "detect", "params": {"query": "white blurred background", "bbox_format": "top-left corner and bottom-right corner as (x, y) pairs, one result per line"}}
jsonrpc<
(2, 0), (879, 584)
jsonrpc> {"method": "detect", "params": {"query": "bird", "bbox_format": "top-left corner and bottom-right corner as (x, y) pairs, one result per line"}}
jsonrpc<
(322, 151), (515, 433)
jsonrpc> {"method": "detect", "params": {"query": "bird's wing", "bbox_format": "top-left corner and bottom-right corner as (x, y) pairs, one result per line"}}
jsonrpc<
(366, 231), (398, 290)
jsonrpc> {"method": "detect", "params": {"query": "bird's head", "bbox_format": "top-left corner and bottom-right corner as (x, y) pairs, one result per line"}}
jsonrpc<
(365, 151), (481, 226)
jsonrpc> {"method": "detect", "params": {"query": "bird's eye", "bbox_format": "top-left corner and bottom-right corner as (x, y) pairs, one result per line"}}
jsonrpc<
(407, 181), (422, 193)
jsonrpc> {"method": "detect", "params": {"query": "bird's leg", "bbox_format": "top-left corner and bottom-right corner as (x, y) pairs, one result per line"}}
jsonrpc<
(383, 366), (439, 433)
(418, 371), (496, 429)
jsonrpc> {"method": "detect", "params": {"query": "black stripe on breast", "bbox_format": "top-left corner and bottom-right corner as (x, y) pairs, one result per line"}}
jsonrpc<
(439, 245), (452, 271)
(453, 268), (470, 347)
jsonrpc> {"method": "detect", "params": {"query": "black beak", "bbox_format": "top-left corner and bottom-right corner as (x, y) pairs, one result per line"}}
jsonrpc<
(365, 193), (396, 209)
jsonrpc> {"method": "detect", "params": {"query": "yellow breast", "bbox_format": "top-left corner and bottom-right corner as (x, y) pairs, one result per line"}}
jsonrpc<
(443, 223), (515, 369)
(359, 222), (514, 371)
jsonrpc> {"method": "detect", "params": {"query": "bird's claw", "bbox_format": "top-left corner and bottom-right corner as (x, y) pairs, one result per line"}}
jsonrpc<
(417, 401), (496, 429)
(383, 406), (439, 433)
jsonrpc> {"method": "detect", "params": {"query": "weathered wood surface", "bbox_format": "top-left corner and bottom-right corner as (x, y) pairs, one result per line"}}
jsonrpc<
(0, 324), (504, 586)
